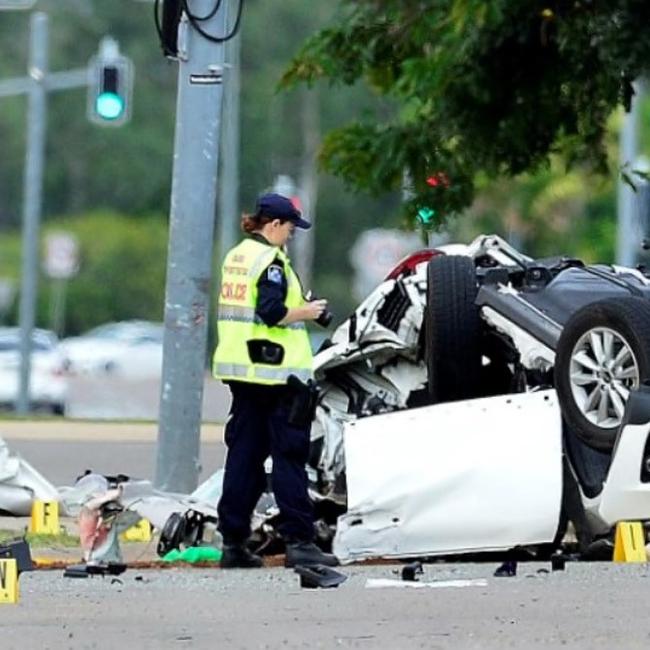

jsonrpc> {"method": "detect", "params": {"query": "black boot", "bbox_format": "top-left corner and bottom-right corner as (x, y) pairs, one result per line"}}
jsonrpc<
(220, 543), (263, 569)
(285, 541), (338, 568)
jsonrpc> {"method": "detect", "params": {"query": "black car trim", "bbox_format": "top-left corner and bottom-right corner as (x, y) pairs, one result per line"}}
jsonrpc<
(581, 266), (645, 297)
(477, 284), (562, 350)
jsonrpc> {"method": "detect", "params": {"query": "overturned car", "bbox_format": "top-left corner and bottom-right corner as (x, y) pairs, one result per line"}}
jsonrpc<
(310, 234), (650, 562)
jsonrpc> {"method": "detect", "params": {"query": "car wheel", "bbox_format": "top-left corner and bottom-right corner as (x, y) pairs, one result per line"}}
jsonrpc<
(425, 255), (482, 402)
(554, 296), (650, 451)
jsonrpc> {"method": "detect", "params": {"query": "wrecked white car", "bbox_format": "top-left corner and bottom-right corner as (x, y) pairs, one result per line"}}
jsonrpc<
(310, 234), (650, 562)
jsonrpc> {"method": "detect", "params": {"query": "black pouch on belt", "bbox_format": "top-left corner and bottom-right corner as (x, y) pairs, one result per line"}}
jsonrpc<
(287, 374), (319, 428)
(247, 339), (284, 365)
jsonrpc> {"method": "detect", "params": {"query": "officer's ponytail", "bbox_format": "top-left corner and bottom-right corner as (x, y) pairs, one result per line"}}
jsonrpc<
(241, 213), (276, 234)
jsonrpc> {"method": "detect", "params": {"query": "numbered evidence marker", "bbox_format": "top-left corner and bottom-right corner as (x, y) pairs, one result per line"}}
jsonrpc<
(120, 519), (152, 542)
(29, 500), (60, 535)
(613, 521), (647, 563)
(0, 559), (19, 604)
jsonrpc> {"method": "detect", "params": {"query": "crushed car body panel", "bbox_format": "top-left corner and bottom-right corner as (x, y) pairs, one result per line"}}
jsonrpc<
(333, 390), (563, 563)
(0, 437), (61, 515)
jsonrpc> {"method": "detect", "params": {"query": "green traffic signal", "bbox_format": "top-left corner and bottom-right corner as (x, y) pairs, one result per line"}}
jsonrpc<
(95, 92), (125, 121)
(88, 38), (132, 127)
(417, 206), (436, 225)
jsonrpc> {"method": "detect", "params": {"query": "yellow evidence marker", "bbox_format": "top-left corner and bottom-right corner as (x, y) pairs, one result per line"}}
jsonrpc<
(613, 521), (647, 563)
(29, 500), (60, 535)
(120, 519), (152, 542)
(0, 559), (19, 604)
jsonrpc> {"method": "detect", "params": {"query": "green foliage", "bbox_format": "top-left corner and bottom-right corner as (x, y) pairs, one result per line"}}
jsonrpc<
(0, 529), (79, 548)
(283, 0), (650, 227)
(0, 211), (168, 334)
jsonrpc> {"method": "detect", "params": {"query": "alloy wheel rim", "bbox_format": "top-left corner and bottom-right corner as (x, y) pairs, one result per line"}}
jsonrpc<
(569, 327), (639, 429)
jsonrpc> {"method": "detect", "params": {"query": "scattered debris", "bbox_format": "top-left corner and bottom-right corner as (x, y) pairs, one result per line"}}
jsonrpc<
(494, 560), (517, 577)
(401, 561), (423, 582)
(365, 578), (488, 589)
(551, 554), (566, 571)
(0, 437), (61, 516)
(161, 546), (222, 564)
(0, 537), (33, 575)
(63, 561), (127, 579)
(295, 564), (347, 589)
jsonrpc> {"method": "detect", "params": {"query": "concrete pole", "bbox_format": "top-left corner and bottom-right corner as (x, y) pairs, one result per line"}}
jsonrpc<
(17, 12), (48, 414)
(294, 88), (320, 288)
(616, 83), (642, 267)
(155, 3), (227, 492)
(217, 0), (241, 260)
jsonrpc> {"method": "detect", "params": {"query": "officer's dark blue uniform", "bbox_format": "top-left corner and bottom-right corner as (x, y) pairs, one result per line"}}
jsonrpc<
(218, 234), (314, 544)
(216, 194), (337, 570)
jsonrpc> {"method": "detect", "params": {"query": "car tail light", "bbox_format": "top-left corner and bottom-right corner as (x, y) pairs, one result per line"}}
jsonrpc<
(384, 249), (442, 280)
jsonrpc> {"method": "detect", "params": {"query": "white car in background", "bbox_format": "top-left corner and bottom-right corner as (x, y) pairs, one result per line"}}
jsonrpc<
(0, 327), (68, 415)
(60, 320), (164, 379)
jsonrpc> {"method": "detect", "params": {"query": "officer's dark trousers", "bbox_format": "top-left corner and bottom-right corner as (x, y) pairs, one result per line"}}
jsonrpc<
(217, 381), (314, 544)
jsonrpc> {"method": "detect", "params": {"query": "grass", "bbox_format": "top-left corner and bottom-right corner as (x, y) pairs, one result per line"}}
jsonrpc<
(0, 528), (80, 548)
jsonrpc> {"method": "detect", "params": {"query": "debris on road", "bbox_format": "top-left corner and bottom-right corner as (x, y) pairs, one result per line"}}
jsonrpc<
(0, 537), (33, 574)
(295, 564), (347, 589)
(401, 561), (423, 582)
(494, 560), (517, 577)
(365, 577), (488, 590)
(0, 437), (61, 516)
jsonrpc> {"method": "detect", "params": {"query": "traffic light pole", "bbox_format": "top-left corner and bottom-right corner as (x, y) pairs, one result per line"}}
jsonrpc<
(0, 12), (90, 414)
(155, 2), (227, 492)
(217, 5), (241, 259)
(16, 12), (48, 415)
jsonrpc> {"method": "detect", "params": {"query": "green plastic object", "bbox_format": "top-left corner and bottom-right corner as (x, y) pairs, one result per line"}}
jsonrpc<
(162, 547), (222, 564)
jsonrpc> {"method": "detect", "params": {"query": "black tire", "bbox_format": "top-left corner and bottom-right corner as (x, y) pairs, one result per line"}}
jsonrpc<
(425, 255), (482, 402)
(554, 296), (650, 451)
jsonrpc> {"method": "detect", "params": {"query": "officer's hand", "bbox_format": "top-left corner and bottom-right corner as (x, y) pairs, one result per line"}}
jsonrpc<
(303, 299), (328, 321)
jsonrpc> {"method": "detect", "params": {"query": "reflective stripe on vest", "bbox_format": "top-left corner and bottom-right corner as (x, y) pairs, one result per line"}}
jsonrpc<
(217, 304), (307, 330)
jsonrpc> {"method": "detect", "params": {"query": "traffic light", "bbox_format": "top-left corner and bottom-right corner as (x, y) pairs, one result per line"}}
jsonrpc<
(87, 37), (133, 127)
(416, 173), (450, 226)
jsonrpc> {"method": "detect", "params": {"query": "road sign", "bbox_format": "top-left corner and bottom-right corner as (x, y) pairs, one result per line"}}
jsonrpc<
(0, 0), (36, 9)
(43, 232), (79, 279)
(349, 228), (422, 300)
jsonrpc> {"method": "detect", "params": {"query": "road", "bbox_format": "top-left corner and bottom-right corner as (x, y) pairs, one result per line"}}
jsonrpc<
(4, 563), (650, 649)
(65, 373), (232, 422)
(1, 421), (226, 486)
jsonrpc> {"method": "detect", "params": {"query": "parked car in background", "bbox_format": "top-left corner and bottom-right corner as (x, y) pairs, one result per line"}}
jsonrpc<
(59, 320), (164, 379)
(0, 327), (68, 415)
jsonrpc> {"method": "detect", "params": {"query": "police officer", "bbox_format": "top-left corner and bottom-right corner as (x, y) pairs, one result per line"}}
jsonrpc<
(213, 192), (338, 569)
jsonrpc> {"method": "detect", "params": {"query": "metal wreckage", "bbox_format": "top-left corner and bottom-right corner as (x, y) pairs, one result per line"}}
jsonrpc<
(3, 234), (650, 564)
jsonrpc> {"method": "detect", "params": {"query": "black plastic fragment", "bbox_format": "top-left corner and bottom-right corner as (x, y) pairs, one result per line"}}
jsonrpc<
(294, 564), (347, 589)
(494, 560), (517, 577)
(0, 537), (33, 575)
(551, 554), (566, 571)
(63, 564), (89, 579)
(63, 562), (127, 579)
(401, 561), (424, 582)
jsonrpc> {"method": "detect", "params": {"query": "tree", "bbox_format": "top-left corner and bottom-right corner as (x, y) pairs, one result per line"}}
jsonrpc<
(282, 0), (650, 228)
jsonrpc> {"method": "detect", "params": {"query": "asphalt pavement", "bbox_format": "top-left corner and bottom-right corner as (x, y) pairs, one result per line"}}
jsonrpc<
(1, 421), (226, 486)
(4, 562), (650, 649)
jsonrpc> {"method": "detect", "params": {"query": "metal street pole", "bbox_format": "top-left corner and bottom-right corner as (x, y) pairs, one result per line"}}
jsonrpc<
(217, 0), (241, 260)
(155, 3), (228, 492)
(616, 83), (643, 267)
(17, 12), (48, 414)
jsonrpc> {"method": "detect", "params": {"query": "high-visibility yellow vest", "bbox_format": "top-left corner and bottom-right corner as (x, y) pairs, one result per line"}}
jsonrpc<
(212, 238), (313, 385)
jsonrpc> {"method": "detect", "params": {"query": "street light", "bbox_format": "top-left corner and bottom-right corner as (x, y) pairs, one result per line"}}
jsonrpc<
(87, 37), (133, 127)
